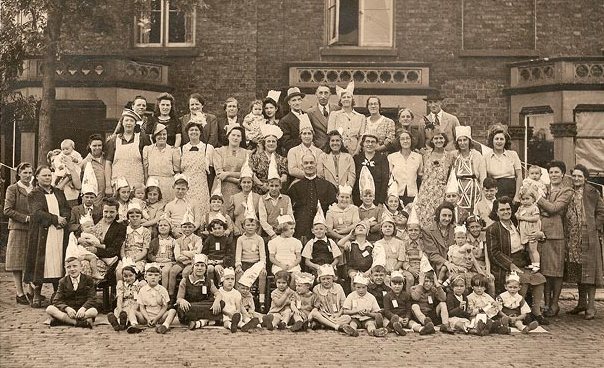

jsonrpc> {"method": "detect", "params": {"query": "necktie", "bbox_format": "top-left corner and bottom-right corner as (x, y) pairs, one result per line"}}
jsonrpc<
(190, 146), (199, 151)
(72, 278), (78, 290)
(434, 113), (440, 126)
(87, 207), (92, 216)
(323, 106), (328, 118)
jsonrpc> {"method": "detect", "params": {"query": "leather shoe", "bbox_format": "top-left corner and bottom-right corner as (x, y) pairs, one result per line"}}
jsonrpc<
(567, 305), (587, 315)
(534, 314), (549, 326)
(543, 304), (560, 317)
(584, 310), (596, 320)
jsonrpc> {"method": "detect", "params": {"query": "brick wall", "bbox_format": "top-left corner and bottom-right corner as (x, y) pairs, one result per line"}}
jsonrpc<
(58, 0), (603, 131)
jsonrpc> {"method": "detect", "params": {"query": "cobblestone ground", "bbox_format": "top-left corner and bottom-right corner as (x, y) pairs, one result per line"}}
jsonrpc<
(0, 269), (602, 368)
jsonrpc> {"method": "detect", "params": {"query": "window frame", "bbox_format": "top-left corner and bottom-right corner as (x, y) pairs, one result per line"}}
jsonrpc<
(134, 0), (196, 48)
(326, 0), (394, 48)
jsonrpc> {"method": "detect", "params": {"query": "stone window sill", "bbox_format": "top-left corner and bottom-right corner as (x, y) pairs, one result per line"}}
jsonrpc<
(458, 49), (540, 58)
(320, 47), (398, 57)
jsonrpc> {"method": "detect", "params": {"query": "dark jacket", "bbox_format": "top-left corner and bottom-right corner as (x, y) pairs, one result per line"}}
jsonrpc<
(68, 204), (103, 233)
(95, 220), (127, 260)
(180, 112), (220, 147)
(279, 112), (301, 153)
(53, 273), (98, 311)
(3, 183), (30, 231)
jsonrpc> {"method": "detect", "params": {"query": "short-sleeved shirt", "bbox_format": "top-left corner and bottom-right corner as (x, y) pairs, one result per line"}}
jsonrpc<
(484, 150), (521, 179)
(343, 291), (381, 321)
(137, 284), (170, 317)
(292, 291), (316, 314)
(218, 287), (242, 315)
(268, 237), (303, 269)
(269, 287), (294, 313)
(387, 151), (423, 197)
(313, 283), (347, 315)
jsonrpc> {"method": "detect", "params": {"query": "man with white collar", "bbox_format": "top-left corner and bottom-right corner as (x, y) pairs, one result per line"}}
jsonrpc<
(423, 91), (460, 151)
(288, 154), (337, 241)
(279, 87), (308, 152)
(307, 84), (339, 150)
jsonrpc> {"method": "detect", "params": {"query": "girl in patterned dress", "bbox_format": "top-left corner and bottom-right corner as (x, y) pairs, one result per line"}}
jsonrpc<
(453, 126), (486, 214)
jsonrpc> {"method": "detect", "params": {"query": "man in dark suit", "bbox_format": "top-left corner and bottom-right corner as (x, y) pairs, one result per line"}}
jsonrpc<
(307, 83), (340, 150)
(422, 90), (460, 151)
(68, 188), (102, 233)
(45, 257), (98, 328)
(217, 97), (240, 147)
(279, 87), (307, 152)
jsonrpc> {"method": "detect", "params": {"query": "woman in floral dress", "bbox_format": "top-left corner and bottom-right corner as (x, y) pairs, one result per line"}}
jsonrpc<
(414, 130), (455, 228)
(212, 126), (250, 210)
(181, 122), (211, 215)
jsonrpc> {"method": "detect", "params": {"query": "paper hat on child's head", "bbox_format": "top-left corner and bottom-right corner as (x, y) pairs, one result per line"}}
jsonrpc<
(65, 234), (80, 261)
(419, 254), (434, 273)
(238, 261), (266, 287)
(79, 213), (94, 225)
(113, 177), (130, 190)
(211, 212), (228, 225)
(267, 153), (280, 181)
(126, 201), (143, 214)
(81, 162), (98, 196)
(317, 264), (336, 278)
(506, 271), (520, 283)
(240, 155), (254, 179)
(181, 208), (196, 226)
(193, 253), (208, 265)
(359, 166), (375, 195)
(295, 272), (315, 285)
(454, 224), (467, 234)
(222, 267), (236, 280)
(390, 270), (405, 281)
(387, 176), (399, 199)
(260, 124), (283, 140)
(145, 262), (160, 273)
(352, 273), (369, 286)
(407, 204), (420, 226)
(380, 211), (396, 226)
(211, 180), (223, 198)
(277, 214), (295, 225)
(455, 126), (472, 140)
(313, 201), (326, 225)
(336, 81), (355, 99)
(174, 173), (189, 185)
(338, 184), (353, 196)
(298, 114), (313, 133)
(445, 170), (459, 194)
(266, 90), (281, 104)
(153, 123), (167, 137)
(244, 192), (257, 220)
(146, 176), (160, 188)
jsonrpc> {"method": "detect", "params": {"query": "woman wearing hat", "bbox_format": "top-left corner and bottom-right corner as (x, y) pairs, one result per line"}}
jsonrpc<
(105, 108), (151, 194)
(142, 123), (181, 203)
(181, 121), (212, 213)
(212, 126), (250, 209)
(452, 126), (486, 213)
(4, 162), (34, 304)
(250, 124), (288, 194)
(327, 82), (365, 155)
(484, 125), (523, 201)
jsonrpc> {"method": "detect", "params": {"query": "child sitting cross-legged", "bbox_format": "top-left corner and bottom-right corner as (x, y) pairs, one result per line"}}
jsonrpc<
(137, 263), (177, 334)
(382, 270), (428, 335)
(212, 267), (243, 333)
(308, 265), (355, 336)
(467, 274), (509, 336)
(496, 272), (539, 334)
(411, 270), (452, 334)
(444, 276), (473, 334)
(176, 254), (224, 330)
(342, 273), (389, 337)
(46, 257), (98, 328)
(290, 272), (317, 332)
(262, 270), (295, 330)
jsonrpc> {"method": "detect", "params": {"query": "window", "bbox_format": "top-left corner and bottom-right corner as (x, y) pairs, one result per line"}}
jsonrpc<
(328, 0), (393, 47)
(135, 0), (195, 47)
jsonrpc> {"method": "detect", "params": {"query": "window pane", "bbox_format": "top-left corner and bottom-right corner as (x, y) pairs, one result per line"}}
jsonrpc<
(360, 0), (392, 46)
(328, 0), (338, 44)
(338, 0), (358, 46)
(137, 0), (161, 44)
(167, 3), (194, 44)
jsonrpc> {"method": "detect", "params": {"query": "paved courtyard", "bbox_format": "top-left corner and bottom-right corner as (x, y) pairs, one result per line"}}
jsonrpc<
(0, 268), (602, 368)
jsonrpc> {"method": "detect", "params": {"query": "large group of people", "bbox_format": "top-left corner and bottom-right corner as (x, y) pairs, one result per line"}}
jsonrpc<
(3, 83), (603, 336)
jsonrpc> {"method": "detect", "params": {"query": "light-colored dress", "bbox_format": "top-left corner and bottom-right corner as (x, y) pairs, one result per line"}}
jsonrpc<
(328, 109), (366, 154)
(143, 144), (181, 203)
(181, 142), (211, 214)
(112, 133), (145, 189)
(363, 115), (396, 148)
(212, 146), (250, 210)
(43, 193), (64, 279)
(415, 150), (455, 228)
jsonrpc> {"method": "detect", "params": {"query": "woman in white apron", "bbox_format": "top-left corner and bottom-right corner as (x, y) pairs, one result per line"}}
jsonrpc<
(181, 122), (211, 214)
(105, 109), (149, 195)
(143, 123), (181, 203)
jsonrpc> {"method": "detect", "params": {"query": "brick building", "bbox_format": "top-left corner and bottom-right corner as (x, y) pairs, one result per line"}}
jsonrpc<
(2, 0), (603, 181)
